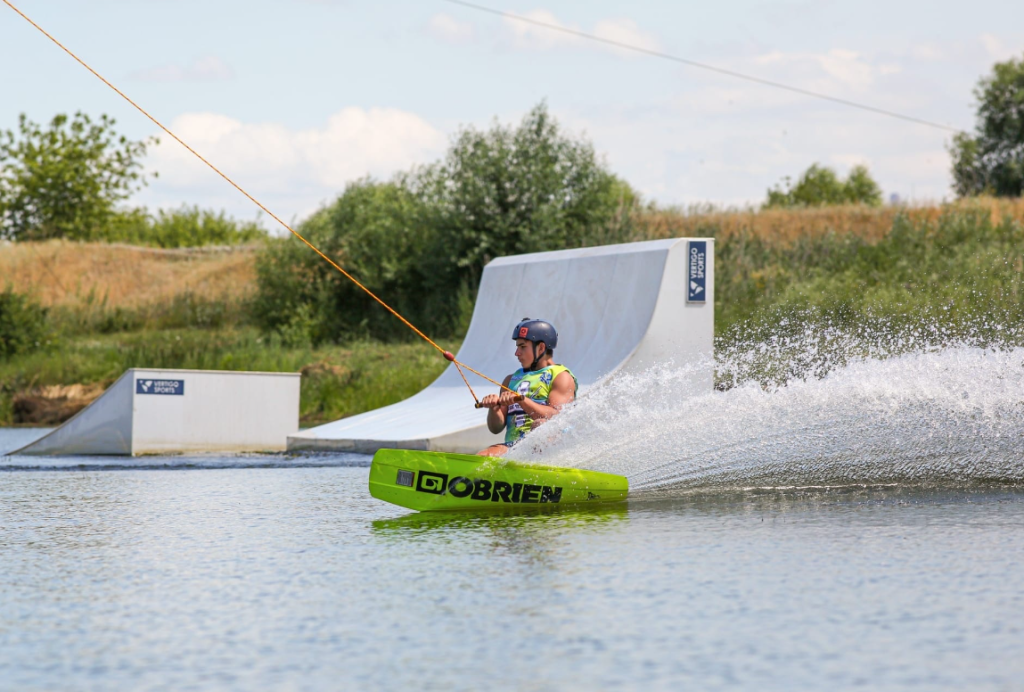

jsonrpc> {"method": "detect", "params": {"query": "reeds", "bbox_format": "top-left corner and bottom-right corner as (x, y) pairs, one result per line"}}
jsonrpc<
(628, 196), (1024, 246)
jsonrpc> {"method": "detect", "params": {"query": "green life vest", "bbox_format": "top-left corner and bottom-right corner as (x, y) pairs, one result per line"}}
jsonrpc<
(505, 365), (578, 445)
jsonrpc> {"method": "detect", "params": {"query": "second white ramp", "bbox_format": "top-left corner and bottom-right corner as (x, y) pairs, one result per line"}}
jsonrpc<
(13, 369), (300, 456)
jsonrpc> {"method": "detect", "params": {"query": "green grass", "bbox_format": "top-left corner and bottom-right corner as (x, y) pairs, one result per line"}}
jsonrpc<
(711, 203), (1024, 339)
(47, 292), (251, 337)
(0, 328), (461, 427)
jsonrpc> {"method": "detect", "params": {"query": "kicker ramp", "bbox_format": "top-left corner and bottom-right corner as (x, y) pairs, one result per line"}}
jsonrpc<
(11, 369), (300, 456)
(288, 238), (714, 454)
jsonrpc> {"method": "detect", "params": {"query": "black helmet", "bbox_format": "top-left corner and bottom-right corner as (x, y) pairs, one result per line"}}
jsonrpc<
(512, 318), (558, 350)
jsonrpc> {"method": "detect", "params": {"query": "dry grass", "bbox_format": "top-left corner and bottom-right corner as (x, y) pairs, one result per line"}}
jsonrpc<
(633, 197), (1024, 245)
(0, 239), (258, 309)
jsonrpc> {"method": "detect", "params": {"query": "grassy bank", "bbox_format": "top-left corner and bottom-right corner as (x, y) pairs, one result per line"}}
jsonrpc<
(0, 327), (456, 426)
(2, 197), (1023, 427)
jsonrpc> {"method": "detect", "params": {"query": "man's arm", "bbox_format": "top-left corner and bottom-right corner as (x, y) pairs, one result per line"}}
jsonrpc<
(479, 375), (514, 434)
(517, 371), (575, 426)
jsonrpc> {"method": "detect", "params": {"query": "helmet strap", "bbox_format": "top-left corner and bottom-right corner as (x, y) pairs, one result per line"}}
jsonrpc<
(528, 342), (545, 372)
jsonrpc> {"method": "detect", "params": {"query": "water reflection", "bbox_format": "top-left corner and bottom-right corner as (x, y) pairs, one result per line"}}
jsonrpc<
(371, 503), (629, 535)
(370, 504), (630, 587)
(626, 482), (1024, 522)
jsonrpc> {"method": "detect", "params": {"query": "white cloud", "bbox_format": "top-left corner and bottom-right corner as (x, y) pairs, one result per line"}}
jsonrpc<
(504, 9), (571, 50)
(427, 13), (475, 43)
(818, 50), (875, 89)
(142, 107), (446, 222)
(979, 33), (1018, 62)
(829, 153), (875, 169)
(130, 56), (234, 82)
(592, 18), (662, 55)
(753, 49), (878, 91)
(503, 10), (660, 56)
(900, 34), (1023, 67)
(911, 43), (944, 61)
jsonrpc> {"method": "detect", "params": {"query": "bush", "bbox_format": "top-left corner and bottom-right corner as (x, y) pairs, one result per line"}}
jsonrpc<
(100, 205), (267, 248)
(0, 288), (53, 360)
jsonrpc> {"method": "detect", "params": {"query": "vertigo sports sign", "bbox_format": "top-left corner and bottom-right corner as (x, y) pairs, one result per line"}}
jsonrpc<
(687, 240), (707, 303)
(135, 378), (185, 395)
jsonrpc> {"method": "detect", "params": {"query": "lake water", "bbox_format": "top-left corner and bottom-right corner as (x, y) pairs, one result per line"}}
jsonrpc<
(2, 426), (1023, 691)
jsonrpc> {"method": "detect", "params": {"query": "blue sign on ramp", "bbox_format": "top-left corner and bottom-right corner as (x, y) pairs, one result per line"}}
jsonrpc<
(687, 240), (707, 303)
(136, 379), (185, 395)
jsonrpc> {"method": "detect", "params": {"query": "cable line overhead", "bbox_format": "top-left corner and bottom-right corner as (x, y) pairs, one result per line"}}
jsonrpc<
(442, 0), (962, 134)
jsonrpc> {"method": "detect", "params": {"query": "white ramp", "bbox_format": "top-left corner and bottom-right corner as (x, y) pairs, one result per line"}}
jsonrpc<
(11, 369), (300, 456)
(288, 237), (714, 454)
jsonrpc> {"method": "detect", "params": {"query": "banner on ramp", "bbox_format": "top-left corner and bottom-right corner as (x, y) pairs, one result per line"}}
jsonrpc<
(687, 240), (707, 303)
(136, 379), (184, 395)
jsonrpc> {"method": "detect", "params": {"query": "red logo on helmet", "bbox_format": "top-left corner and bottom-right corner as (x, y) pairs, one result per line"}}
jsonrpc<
(519, 327), (529, 337)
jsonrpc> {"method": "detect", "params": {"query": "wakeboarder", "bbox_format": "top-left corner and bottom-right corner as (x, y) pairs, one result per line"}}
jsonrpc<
(477, 319), (578, 457)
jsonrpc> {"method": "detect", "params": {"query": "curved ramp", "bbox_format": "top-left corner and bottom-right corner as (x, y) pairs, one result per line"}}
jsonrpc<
(288, 237), (714, 454)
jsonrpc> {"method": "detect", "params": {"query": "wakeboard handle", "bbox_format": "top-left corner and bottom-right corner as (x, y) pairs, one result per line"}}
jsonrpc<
(474, 395), (524, 409)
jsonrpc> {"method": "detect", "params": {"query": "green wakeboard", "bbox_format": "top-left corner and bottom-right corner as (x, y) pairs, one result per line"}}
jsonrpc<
(369, 449), (628, 512)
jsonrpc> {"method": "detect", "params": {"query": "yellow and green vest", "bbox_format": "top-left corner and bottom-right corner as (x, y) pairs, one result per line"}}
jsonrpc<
(505, 365), (578, 444)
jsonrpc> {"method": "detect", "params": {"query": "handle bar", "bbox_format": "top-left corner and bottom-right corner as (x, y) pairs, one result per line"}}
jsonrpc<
(474, 395), (524, 409)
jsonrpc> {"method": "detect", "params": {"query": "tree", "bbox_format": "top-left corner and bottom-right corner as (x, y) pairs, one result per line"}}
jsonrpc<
(418, 102), (635, 287)
(950, 55), (1024, 197)
(0, 112), (156, 241)
(765, 163), (882, 208)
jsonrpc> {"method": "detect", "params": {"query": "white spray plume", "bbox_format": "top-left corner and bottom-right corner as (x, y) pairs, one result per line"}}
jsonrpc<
(508, 315), (1024, 491)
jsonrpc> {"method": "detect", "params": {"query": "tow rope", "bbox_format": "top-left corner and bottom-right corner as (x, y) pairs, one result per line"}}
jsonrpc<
(3, 0), (516, 405)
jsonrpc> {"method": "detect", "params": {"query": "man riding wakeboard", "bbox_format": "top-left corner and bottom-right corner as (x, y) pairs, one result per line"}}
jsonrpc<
(477, 318), (578, 457)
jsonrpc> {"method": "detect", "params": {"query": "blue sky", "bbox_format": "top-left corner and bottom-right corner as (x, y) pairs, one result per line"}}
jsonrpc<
(2, 0), (1022, 226)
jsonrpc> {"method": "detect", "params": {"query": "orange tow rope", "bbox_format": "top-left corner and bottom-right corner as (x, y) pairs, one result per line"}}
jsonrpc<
(3, 0), (513, 401)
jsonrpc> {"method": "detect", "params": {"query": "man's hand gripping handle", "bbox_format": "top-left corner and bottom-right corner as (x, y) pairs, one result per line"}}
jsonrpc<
(475, 393), (524, 409)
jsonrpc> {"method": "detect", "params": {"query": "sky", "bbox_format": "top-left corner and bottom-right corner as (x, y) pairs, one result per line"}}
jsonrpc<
(2, 0), (1022, 228)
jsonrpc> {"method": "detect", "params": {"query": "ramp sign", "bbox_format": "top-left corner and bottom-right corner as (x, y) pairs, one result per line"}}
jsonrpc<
(687, 240), (707, 303)
(136, 379), (185, 395)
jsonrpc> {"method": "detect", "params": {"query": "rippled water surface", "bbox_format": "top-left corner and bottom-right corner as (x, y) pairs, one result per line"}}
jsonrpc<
(2, 429), (1023, 691)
